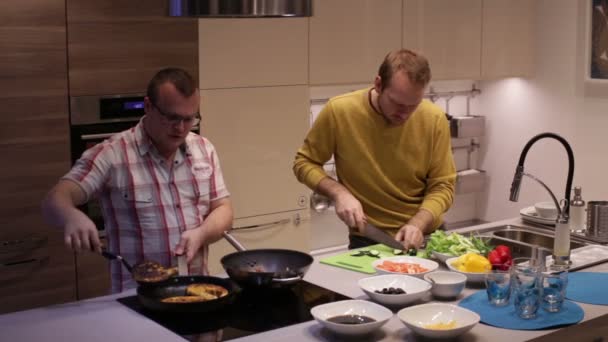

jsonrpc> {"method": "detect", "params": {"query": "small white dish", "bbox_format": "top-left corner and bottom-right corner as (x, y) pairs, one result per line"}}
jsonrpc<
(534, 201), (558, 220)
(358, 274), (431, 307)
(431, 251), (456, 264)
(424, 271), (467, 299)
(520, 206), (556, 226)
(372, 256), (439, 278)
(398, 303), (480, 339)
(310, 299), (392, 335)
(445, 257), (489, 283)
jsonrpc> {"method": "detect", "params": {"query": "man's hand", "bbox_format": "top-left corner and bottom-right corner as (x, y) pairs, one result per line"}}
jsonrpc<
(394, 224), (424, 250)
(174, 228), (206, 263)
(334, 191), (367, 232)
(64, 211), (102, 253)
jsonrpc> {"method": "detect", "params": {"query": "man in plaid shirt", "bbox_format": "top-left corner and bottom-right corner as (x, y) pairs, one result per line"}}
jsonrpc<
(42, 68), (233, 292)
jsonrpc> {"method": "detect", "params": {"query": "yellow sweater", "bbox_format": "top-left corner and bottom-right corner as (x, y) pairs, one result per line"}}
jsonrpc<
(293, 88), (456, 233)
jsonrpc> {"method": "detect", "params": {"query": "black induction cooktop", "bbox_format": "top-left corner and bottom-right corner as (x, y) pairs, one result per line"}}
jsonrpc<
(117, 281), (350, 341)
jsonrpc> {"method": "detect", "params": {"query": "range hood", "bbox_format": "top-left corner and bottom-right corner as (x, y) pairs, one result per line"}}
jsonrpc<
(169, 0), (313, 18)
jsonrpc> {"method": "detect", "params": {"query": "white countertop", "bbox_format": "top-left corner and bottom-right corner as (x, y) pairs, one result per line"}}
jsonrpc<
(2, 217), (607, 342)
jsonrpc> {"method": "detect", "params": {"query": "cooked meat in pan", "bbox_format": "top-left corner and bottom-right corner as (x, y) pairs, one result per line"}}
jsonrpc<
(161, 296), (207, 303)
(186, 283), (229, 299)
(132, 260), (173, 283)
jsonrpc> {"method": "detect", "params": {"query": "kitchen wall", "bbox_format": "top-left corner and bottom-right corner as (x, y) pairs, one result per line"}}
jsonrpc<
(478, 0), (608, 222)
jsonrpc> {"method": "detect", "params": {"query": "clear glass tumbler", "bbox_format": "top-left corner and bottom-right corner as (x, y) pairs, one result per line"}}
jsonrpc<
(485, 269), (511, 306)
(541, 265), (568, 313)
(511, 257), (543, 319)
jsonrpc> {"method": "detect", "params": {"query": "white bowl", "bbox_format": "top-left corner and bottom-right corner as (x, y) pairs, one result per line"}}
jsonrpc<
(358, 274), (432, 307)
(423, 271), (467, 299)
(431, 251), (457, 263)
(534, 201), (558, 219)
(398, 303), (480, 339)
(310, 299), (392, 335)
(372, 256), (439, 278)
(445, 257), (489, 283)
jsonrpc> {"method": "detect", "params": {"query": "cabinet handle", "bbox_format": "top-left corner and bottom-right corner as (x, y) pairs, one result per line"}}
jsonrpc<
(232, 218), (291, 231)
(80, 132), (116, 141)
(0, 236), (48, 254)
(1, 256), (49, 272)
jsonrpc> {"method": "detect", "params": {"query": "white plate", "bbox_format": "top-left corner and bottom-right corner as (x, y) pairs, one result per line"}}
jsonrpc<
(445, 257), (488, 283)
(520, 206), (555, 226)
(372, 256), (439, 278)
(398, 303), (480, 339)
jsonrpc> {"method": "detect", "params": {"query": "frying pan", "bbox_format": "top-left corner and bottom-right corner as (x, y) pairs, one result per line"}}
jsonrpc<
(220, 231), (314, 289)
(136, 275), (238, 313)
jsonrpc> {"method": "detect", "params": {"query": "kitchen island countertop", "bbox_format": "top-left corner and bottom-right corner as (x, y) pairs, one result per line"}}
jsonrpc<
(2, 217), (608, 342)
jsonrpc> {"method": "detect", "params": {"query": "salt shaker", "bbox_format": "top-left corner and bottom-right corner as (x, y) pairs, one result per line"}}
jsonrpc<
(570, 186), (586, 232)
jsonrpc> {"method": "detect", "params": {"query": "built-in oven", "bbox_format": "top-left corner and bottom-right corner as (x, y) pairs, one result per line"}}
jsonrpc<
(69, 94), (198, 234)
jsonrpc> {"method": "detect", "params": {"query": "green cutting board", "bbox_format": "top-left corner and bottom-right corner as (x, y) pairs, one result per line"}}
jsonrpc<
(319, 244), (399, 274)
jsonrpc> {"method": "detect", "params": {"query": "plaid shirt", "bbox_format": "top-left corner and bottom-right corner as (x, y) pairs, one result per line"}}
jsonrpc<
(64, 119), (229, 293)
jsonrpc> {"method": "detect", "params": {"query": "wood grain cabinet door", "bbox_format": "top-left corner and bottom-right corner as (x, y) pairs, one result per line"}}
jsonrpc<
(481, 0), (536, 79)
(309, 0), (402, 85)
(66, 0), (198, 95)
(403, 0), (483, 80)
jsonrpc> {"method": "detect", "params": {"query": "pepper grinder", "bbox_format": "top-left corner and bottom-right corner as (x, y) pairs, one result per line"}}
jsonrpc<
(570, 186), (586, 233)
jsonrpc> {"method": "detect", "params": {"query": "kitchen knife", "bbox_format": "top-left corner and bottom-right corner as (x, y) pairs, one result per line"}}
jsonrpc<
(362, 223), (405, 250)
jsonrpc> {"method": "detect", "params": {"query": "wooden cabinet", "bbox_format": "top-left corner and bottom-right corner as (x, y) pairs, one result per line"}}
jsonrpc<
(76, 237), (111, 300)
(0, 0), (77, 313)
(200, 86), (311, 219)
(198, 18), (308, 89)
(66, 0), (198, 95)
(403, 0), (483, 80)
(481, 0), (536, 79)
(309, 0), (402, 85)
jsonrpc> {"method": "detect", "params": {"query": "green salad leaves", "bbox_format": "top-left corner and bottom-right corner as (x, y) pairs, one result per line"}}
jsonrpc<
(422, 230), (492, 258)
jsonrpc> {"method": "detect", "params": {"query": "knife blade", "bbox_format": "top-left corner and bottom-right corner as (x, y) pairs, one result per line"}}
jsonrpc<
(362, 223), (404, 250)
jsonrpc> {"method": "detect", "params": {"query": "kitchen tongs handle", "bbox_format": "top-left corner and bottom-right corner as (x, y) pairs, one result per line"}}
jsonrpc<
(101, 249), (133, 273)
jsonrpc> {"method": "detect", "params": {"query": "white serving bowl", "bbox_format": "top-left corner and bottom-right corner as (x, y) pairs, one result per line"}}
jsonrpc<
(445, 257), (489, 283)
(431, 251), (457, 264)
(358, 274), (432, 307)
(534, 201), (558, 219)
(398, 303), (480, 339)
(372, 256), (439, 278)
(310, 299), (392, 336)
(423, 271), (467, 299)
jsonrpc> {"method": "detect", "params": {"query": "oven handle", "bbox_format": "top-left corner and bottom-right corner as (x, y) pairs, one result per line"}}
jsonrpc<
(80, 125), (199, 142)
(81, 132), (117, 141)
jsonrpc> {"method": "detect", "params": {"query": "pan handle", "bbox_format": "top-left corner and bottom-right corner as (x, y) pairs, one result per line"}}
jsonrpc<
(272, 275), (304, 283)
(222, 231), (247, 252)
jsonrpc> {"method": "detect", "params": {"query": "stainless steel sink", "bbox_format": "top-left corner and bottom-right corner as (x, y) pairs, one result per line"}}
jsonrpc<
(473, 224), (589, 248)
(492, 230), (586, 250)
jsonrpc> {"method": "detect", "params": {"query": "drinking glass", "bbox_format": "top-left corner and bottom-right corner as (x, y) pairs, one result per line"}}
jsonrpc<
(485, 269), (511, 306)
(541, 265), (568, 313)
(511, 257), (543, 319)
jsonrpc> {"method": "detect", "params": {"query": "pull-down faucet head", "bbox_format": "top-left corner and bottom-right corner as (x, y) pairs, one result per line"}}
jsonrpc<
(508, 132), (575, 217)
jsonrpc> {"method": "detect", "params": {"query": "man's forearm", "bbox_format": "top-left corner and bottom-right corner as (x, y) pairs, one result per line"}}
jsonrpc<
(316, 176), (350, 201)
(199, 198), (233, 244)
(41, 181), (85, 228)
(407, 208), (435, 234)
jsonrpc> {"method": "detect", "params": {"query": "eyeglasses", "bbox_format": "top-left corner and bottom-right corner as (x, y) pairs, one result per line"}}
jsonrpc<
(153, 103), (200, 127)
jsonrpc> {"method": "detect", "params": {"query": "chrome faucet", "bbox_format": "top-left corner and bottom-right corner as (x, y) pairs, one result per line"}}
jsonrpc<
(508, 132), (575, 266)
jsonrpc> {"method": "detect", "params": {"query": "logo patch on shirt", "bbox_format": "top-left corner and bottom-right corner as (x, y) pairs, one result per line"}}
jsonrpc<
(192, 163), (213, 177)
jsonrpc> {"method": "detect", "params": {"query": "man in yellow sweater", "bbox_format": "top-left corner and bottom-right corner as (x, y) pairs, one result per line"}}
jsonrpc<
(293, 49), (456, 250)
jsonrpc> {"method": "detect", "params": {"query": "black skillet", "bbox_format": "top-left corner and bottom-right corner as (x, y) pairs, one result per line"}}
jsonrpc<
(102, 250), (237, 312)
(136, 275), (238, 313)
(220, 231), (314, 289)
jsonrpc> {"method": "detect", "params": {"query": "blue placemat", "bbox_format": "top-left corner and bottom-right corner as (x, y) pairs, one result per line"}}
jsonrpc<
(459, 290), (583, 330)
(566, 272), (608, 305)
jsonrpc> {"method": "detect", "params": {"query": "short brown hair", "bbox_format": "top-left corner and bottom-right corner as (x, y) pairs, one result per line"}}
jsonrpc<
(146, 67), (197, 105)
(377, 49), (431, 90)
